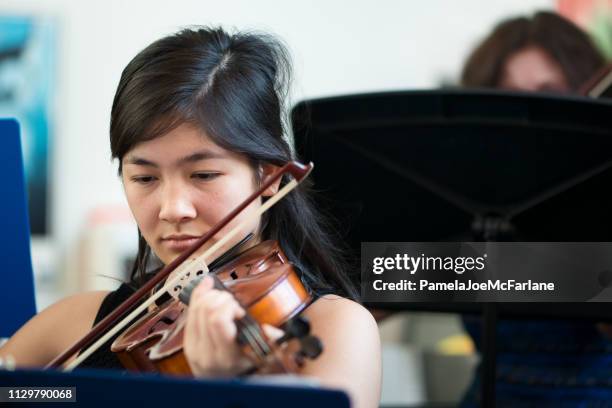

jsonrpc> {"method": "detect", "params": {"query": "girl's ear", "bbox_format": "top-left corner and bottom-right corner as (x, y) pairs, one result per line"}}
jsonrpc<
(260, 163), (282, 197)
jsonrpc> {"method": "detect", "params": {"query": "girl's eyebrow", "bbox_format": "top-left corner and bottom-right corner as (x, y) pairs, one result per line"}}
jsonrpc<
(124, 150), (227, 167)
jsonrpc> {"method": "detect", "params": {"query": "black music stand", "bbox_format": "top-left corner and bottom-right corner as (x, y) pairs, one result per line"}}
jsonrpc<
(291, 90), (612, 406)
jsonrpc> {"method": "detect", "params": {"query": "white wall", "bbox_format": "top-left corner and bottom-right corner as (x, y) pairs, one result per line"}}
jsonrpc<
(1, 0), (554, 302)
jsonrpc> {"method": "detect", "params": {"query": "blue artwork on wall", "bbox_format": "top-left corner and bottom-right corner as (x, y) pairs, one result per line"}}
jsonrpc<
(0, 16), (55, 235)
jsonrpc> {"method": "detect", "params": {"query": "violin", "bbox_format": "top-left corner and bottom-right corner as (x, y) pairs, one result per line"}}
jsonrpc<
(47, 161), (320, 376)
(111, 240), (323, 375)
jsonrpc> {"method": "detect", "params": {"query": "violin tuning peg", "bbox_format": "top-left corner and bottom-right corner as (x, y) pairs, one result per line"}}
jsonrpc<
(275, 317), (312, 345)
(283, 316), (311, 338)
(298, 335), (323, 360)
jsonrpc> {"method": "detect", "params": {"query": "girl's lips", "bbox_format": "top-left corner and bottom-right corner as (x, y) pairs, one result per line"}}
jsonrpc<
(162, 237), (201, 251)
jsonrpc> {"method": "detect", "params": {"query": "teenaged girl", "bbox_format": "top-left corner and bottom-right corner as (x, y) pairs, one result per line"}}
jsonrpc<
(0, 27), (381, 408)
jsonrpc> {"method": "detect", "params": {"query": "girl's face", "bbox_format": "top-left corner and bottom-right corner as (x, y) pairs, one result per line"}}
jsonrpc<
(122, 122), (277, 265)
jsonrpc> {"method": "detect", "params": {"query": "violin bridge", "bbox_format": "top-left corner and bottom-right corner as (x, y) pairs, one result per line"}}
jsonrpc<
(169, 259), (209, 302)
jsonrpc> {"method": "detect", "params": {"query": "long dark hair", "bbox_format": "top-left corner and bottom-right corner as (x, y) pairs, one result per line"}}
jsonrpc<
(110, 27), (358, 300)
(461, 11), (606, 90)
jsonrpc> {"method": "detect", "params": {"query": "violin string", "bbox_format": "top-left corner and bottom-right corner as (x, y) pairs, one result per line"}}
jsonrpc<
(63, 178), (299, 371)
(246, 316), (271, 355)
(236, 319), (266, 362)
(244, 316), (271, 355)
(210, 274), (269, 362)
(238, 318), (270, 362)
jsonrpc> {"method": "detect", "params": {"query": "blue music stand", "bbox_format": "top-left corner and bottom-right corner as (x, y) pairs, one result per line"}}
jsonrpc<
(0, 368), (351, 407)
(0, 118), (37, 338)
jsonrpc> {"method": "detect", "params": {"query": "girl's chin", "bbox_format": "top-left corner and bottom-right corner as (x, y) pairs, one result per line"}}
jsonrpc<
(157, 243), (215, 266)
(156, 235), (255, 268)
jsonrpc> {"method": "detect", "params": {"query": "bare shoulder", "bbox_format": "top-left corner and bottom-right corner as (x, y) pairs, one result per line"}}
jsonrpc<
(0, 291), (109, 367)
(301, 294), (380, 358)
(303, 294), (377, 330)
(299, 295), (381, 408)
(53, 290), (110, 313)
(37, 290), (110, 333)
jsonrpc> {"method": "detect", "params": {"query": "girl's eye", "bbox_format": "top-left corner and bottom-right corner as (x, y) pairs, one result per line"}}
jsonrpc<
(131, 176), (156, 184)
(192, 172), (220, 181)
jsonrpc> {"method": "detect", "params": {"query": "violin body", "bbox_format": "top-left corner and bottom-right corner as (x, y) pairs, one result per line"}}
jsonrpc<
(111, 240), (314, 376)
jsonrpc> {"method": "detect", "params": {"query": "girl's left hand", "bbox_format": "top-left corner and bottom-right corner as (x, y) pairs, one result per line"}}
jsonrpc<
(182, 276), (283, 377)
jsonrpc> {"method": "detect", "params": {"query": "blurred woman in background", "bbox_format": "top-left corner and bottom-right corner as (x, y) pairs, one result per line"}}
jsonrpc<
(461, 11), (605, 93)
(460, 11), (610, 407)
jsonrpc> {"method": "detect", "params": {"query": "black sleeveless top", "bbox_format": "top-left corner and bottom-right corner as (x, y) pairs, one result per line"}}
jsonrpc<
(78, 281), (147, 370)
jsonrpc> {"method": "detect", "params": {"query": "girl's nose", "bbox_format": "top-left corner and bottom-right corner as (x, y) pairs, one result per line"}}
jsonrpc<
(158, 183), (197, 223)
